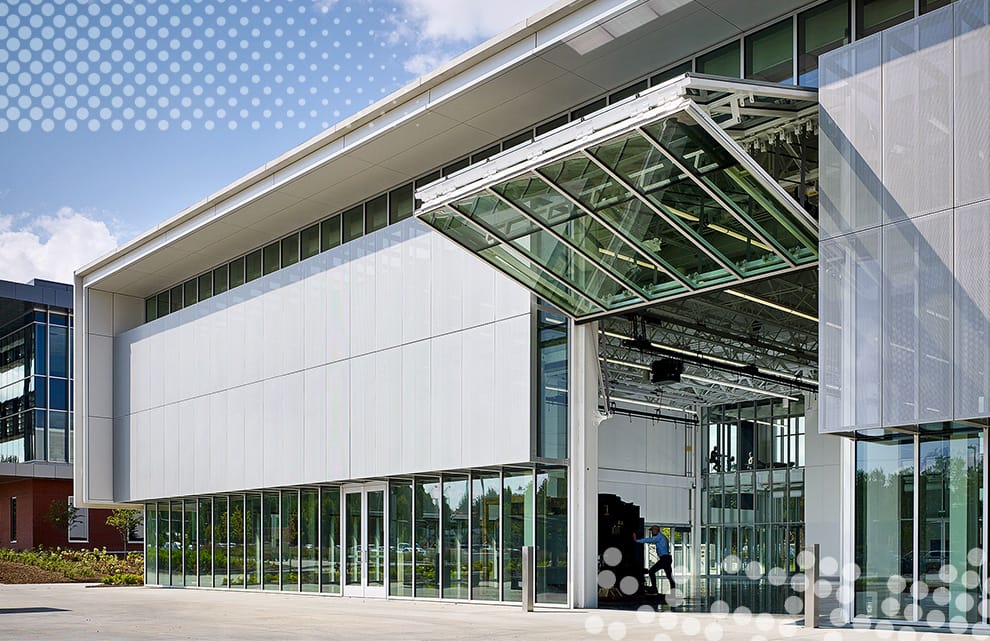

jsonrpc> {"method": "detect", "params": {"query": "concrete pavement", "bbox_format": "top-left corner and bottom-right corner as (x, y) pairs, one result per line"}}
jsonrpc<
(0, 583), (972, 640)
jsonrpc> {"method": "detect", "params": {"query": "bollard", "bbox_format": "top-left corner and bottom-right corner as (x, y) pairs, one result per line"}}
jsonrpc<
(522, 545), (534, 612)
(804, 543), (819, 628)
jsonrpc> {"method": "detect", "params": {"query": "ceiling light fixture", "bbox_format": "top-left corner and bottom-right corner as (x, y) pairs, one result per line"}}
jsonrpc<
(725, 289), (818, 323)
(680, 373), (799, 402)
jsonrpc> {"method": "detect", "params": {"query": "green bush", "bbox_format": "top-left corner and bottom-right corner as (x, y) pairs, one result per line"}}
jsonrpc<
(0, 547), (144, 581)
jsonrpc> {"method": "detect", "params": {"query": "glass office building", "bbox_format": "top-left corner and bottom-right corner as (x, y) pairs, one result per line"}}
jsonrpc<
(76, 0), (990, 628)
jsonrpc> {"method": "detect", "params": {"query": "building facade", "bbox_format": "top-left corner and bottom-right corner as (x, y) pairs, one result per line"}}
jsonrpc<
(75, 0), (990, 627)
(0, 278), (138, 551)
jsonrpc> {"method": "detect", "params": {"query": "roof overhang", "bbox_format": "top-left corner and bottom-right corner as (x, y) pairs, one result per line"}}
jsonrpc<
(415, 75), (819, 322)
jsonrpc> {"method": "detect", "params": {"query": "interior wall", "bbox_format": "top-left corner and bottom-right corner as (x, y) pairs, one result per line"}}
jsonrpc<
(598, 411), (693, 526)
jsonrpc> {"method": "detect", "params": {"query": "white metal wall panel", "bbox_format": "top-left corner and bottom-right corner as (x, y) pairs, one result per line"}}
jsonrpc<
(242, 381), (265, 491)
(262, 376), (284, 487)
(191, 395), (211, 494)
(431, 233), (466, 336)
(348, 353), (376, 479)
(882, 10), (954, 221)
(646, 421), (686, 476)
(243, 282), (265, 386)
(401, 223), (433, 344)
(325, 359), (350, 481)
(375, 347), (404, 474)
(177, 399), (196, 496)
(493, 314), (532, 465)
(326, 246), (351, 364)
(262, 270), (287, 377)
(302, 253), (329, 369)
(113, 415), (130, 500)
(225, 385), (246, 492)
(819, 35), (883, 238)
(87, 334), (113, 419)
(954, 0), (990, 207)
(882, 220), (919, 426)
(462, 249), (496, 329)
(461, 323), (496, 468)
(282, 267), (306, 375)
(350, 235), (378, 357)
(162, 403), (180, 498)
(303, 365), (328, 482)
(209, 392), (228, 494)
(819, 237), (845, 431)
(432, 331), (464, 471)
(955, 202), (990, 418)
(401, 339), (432, 473)
(375, 226), (405, 351)
(853, 229), (884, 429)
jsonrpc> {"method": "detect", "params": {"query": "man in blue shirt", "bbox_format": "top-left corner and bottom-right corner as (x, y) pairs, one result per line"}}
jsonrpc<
(633, 525), (675, 594)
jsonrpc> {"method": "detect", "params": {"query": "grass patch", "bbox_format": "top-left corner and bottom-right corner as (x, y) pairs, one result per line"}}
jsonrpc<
(0, 548), (143, 583)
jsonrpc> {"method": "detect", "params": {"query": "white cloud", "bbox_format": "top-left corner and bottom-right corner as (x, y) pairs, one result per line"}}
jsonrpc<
(390, 0), (559, 75)
(0, 208), (119, 284)
(397, 0), (559, 43)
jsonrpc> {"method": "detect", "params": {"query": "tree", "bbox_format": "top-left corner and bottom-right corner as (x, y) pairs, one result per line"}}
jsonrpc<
(106, 509), (143, 549)
(45, 499), (81, 534)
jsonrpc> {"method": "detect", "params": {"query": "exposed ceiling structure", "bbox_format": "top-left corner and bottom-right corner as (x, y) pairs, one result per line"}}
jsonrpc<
(599, 266), (818, 412)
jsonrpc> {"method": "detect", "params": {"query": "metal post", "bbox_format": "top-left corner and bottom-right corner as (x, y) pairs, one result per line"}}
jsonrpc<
(804, 543), (819, 628)
(522, 545), (534, 612)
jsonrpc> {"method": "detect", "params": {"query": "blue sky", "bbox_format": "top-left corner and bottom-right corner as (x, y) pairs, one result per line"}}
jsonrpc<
(0, 0), (556, 283)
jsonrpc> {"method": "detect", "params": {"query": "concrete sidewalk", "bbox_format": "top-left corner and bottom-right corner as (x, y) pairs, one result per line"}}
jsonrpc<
(0, 583), (971, 640)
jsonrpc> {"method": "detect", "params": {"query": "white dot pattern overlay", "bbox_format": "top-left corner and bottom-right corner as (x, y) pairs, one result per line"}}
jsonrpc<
(0, 0), (399, 132)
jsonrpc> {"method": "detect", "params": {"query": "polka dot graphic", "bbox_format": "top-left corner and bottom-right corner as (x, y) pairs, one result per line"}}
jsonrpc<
(0, 0), (398, 132)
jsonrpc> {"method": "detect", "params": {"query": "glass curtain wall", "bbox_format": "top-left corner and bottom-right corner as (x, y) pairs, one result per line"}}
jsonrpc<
(537, 309), (568, 459)
(142, 468), (567, 605)
(704, 399), (805, 578)
(855, 426), (984, 623)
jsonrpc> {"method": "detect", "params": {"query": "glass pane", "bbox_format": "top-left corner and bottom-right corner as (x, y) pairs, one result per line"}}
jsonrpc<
(918, 427), (982, 623)
(281, 234), (299, 268)
(367, 490), (385, 587)
(389, 480), (414, 597)
(213, 265), (229, 294)
(389, 183), (414, 223)
(245, 494), (261, 589)
(366, 194), (388, 233)
(320, 487), (341, 593)
(342, 205), (364, 243)
(48, 411), (67, 463)
(454, 194), (640, 310)
(502, 470), (534, 602)
(419, 208), (498, 252)
(198, 498), (212, 587)
(145, 503), (157, 585)
(169, 285), (183, 313)
(229, 495), (245, 588)
(415, 478), (441, 598)
(857, 0), (914, 38)
(300, 224), (320, 260)
(854, 435), (913, 619)
(213, 496), (229, 588)
(280, 490), (298, 591)
(697, 41), (741, 78)
(263, 493), (280, 590)
(245, 250), (262, 282)
(536, 468), (567, 604)
(49, 378), (67, 411)
(145, 298), (157, 322)
(300, 489), (319, 592)
(49, 325), (68, 379)
(538, 310), (568, 459)
(644, 116), (816, 262)
(442, 476), (469, 599)
(183, 280), (198, 307)
(157, 502), (170, 586)
(651, 61), (692, 86)
(745, 19), (794, 84)
(798, 0), (850, 86)
(157, 292), (170, 318)
(497, 176), (684, 298)
(321, 216), (342, 251)
(345, 492), (362, 586)
(920, 0), (952, 12)
(471, 472), (500, 601)
(262, 243), (280, 276)
(198, 273), (212, 301)
(182, 500), (196, 586)
(228, 257), (245, 289)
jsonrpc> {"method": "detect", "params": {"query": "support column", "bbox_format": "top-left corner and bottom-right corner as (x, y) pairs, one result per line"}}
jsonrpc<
(569, 320), (603, 608)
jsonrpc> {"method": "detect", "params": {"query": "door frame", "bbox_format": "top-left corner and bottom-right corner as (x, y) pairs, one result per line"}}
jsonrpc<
(341, 483), (388, 598)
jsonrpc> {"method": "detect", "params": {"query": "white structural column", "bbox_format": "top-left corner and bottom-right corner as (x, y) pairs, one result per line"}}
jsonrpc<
(569, 320), (602, 608)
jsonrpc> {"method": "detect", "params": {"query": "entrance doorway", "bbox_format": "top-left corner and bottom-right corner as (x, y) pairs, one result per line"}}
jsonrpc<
(342, 484), (387, 597)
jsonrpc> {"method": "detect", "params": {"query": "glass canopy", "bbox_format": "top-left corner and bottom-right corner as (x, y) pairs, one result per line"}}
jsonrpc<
(417, 75), (819, 321)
